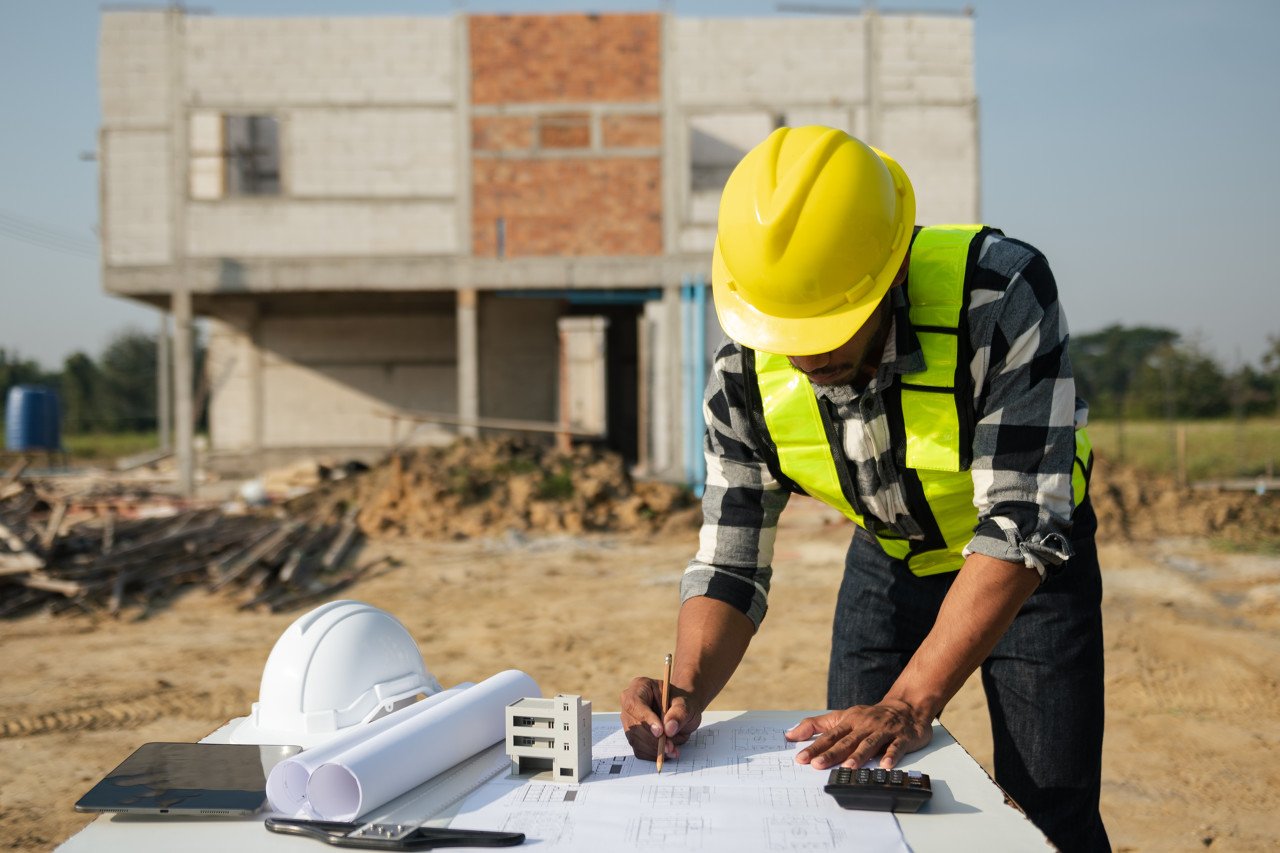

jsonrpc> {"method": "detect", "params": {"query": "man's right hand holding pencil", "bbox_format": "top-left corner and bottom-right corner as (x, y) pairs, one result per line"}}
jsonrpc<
(619, 673), (702, 764)
(619, 596), (759, 765)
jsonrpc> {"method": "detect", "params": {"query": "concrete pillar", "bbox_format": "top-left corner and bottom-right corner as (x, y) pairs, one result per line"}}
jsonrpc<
(456, 288), (479, 438)
(157, 311), (172, 452)
(172, 289), (195, 497)
(247, 304), (263, 451)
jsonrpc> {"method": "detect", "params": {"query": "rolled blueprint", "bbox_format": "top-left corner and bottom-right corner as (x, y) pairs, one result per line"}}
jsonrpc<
(267, 684), (473, 816)
(307, 669), (540, 821)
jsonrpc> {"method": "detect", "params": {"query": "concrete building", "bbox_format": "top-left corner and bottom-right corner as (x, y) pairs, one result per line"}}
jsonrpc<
(98, 7), (979, 490)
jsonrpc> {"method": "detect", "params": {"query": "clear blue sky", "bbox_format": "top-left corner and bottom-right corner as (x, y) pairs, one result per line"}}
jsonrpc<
(1, 0), (1277, 370)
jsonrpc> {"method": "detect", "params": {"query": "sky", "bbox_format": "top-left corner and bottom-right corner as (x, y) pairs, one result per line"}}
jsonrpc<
(1, 0), (1278, 371)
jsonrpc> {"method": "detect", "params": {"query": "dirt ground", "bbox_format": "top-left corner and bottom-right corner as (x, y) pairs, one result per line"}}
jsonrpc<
(2, 497), (1279, 851)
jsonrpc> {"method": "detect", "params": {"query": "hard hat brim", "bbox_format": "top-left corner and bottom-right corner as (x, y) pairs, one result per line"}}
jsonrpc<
(712, 252), (894, 356)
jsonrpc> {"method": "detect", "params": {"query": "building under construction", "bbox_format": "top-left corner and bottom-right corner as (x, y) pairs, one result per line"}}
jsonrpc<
(97, 7), (979, 490)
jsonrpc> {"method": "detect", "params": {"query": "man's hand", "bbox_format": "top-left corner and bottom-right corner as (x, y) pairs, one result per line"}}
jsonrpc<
(785, 700), (932, 770)
(619, 676), (702, 761)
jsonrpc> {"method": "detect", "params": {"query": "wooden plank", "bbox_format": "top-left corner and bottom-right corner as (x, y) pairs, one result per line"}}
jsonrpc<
(0, 553), (45, 573)
(40, 500), (68, 550)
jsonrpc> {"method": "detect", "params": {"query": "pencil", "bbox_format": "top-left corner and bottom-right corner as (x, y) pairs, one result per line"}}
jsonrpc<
(656, 652), (673, 773)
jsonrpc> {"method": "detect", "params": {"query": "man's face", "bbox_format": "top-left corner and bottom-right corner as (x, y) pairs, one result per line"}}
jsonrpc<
(786, 296), (891, 386)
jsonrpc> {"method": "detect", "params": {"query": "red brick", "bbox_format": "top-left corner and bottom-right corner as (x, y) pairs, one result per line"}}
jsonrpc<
(472, 116), (535, 152)
(472, 158), (662, 257)
(602, 114), (661, 149)
(539, 112), (591, 149)
(470, 14), (661, 105)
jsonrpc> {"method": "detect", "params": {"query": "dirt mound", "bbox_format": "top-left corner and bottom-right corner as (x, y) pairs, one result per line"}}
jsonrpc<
(342, 438), (699, 540)
(1091, 460), (1280, 547)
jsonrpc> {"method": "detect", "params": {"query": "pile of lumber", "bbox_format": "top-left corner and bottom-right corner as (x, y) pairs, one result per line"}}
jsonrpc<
(0, 462), (367, 619)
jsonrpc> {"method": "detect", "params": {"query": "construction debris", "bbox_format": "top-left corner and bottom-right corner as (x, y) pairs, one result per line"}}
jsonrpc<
(0, 466), (370, 619)
(292, 438), (700, 541)
(0, 440), (698, 620)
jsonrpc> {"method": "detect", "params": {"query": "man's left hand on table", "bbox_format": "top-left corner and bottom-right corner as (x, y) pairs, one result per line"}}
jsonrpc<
(785, 700), (933, 770)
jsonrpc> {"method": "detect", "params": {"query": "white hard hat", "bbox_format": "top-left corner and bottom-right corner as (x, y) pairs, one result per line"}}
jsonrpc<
(231, 600), (443, 748)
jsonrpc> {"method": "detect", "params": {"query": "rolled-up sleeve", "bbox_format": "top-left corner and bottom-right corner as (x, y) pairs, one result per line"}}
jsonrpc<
(964, 238), (1080, 578)
(680, 340), (790, 627)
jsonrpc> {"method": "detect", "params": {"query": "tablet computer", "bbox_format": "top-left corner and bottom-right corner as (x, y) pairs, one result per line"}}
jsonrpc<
(75, 742), (301, 816)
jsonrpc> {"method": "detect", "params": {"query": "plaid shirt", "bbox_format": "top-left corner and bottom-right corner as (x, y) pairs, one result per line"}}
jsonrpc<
(682, 230), (1087, 628)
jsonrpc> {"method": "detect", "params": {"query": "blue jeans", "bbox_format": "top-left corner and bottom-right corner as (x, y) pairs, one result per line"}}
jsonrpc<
(827, 501), (1109, 853)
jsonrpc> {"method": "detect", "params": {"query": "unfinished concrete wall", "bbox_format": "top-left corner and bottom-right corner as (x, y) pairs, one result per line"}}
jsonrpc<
(183, 17), (454, 106)
(876, 15), (978, 225)
(671, 14), (977, 253)
(469, 14), (663, 258)
(99, 13), (174, 266)
(478, 296), (559, 424)
(257, 311), (457, 448)
(205, 308), (258, 451)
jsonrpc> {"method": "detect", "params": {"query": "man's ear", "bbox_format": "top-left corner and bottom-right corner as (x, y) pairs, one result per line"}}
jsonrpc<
(890, 251), (910, 287)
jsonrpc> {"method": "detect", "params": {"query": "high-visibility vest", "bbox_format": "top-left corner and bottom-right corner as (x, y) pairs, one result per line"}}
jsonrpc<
(750, 225), (1092, 577)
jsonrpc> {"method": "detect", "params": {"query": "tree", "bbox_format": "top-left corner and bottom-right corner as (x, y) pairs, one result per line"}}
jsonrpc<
(60, 352), (100, 433)
(1070, 325), (1179, 419)
(97, 329), (158, 433)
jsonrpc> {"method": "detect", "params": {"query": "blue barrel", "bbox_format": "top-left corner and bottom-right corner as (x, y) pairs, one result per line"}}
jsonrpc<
(4, 385), (62, 452)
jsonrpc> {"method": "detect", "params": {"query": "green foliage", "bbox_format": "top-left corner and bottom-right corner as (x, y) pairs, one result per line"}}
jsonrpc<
(63, 431), (160, 461)
(537, 467), (575, 501)
(1071, 325), (1278, 420)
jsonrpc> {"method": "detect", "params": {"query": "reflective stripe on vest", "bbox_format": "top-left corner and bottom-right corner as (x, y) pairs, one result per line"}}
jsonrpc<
(756, 224), (1091, 576)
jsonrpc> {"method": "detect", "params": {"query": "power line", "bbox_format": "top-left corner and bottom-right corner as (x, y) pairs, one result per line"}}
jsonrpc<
(0, 209), (98, 259)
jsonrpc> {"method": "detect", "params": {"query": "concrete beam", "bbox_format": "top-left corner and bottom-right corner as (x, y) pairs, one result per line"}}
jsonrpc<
(104, 254), (712, 297)
(172, 288), (195, 497)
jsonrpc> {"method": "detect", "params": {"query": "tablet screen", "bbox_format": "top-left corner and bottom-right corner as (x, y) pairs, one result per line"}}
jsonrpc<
(75, 742), (301, 816)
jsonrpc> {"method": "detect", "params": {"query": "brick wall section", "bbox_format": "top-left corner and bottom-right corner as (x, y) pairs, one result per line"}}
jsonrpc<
(538, 113), (591, 149)
(470, 14), (661, 104)
(602, 114), (662, 149)
(472, 116), (535, 152)
(470, 13), (664, 257)
(472, 158), (661, 257)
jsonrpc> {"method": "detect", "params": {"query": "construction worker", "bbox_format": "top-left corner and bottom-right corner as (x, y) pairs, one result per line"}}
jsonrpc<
(620, 126), (1108, 852)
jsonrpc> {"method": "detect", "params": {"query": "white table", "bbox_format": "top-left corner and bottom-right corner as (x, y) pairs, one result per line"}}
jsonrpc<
(58, 711), (1052, 852)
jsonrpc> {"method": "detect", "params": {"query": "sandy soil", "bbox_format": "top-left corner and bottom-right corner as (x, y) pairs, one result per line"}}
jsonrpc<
(2, 498), (1278, 851)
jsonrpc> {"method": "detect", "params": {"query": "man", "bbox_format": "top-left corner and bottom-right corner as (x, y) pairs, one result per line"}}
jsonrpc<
(620, 126), (1108, 852)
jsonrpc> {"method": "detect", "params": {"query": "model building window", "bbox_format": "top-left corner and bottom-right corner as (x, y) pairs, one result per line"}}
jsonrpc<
(224, 115), (280, 196)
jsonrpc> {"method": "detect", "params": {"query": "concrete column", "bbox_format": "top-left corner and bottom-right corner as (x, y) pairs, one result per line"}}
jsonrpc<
(172, 289), (195, 496)
(247, 304), (263, 452)
(157, 311), (172, 452)
(864, 8), (882, 145)
(456, 288), (479, 438)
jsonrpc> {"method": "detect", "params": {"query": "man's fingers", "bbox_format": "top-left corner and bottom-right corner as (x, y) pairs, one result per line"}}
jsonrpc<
(785, 712), (837, 743)
(620, 677), (666, 759)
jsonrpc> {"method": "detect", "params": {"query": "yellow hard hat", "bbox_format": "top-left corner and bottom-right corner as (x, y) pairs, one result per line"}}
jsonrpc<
(711, 126), (915, 356)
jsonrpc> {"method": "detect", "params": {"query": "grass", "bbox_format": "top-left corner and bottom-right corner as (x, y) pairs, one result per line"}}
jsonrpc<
(62, 431), (162, 462)
(1087, 416), (1280, 481)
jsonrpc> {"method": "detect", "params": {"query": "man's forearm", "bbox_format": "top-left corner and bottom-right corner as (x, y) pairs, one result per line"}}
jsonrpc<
(884, 552), (1040, 720)
(673, 595), (757, 714)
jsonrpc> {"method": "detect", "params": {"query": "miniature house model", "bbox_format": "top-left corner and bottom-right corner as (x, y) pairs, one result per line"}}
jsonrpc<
(505, 694), (592, 783)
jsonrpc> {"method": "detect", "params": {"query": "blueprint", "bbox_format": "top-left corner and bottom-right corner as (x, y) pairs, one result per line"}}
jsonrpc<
(449, 716), (909, 852)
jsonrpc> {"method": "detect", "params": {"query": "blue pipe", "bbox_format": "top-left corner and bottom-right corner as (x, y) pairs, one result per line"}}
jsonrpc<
(681, 275), (695, 489)
(692, 275), (708, 496)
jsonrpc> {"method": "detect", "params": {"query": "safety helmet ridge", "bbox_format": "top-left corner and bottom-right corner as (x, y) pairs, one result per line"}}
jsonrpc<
(230, 600), (443, 748)
(712, 126), (916, 357)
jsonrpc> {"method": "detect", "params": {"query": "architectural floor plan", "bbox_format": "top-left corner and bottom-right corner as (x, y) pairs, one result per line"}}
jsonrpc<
(450, 716), (909, 852)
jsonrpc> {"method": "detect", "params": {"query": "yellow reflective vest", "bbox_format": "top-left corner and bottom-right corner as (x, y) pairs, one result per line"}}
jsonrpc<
(749, 225), (1091, 577)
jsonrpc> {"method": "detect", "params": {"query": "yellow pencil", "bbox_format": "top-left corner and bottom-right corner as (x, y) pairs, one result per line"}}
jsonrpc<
(656, 652), (672, 772)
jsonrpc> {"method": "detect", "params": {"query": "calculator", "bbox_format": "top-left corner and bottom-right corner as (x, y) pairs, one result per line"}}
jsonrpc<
(823, 767), (932, 812)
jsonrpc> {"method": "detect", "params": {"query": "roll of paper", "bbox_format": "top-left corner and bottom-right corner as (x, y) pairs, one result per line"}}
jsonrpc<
(266, 684), (473, 816)
(307, 669), (540, 821)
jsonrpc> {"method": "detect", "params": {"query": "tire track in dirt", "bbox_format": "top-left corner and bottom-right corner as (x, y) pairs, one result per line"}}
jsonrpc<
(0, 684), (250, 739)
